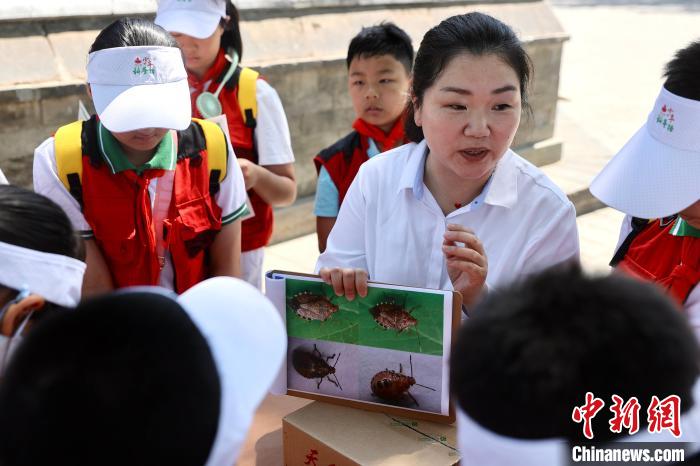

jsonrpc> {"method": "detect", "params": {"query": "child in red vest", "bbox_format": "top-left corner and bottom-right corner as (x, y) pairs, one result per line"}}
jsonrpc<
(155, 0), (297, 290)
(33, 18), (249, 296)
(591, 41), (700, 340)
(314, 23), (413, 252)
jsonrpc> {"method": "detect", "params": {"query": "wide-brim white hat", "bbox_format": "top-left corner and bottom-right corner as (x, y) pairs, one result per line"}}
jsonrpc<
(590, 88), (700, 219)
(87, 46), (191, 132)
(178, 277), (286, 466)
(155, 0), (227, 39)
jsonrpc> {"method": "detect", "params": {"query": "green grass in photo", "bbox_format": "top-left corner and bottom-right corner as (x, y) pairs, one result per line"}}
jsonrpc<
(285, 278), (359, 344)
(284, 277), (445, 356)
(355, 287), (443, 356)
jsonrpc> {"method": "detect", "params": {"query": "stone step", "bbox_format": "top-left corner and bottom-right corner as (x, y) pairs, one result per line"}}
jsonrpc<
(540, 103), (611, 216)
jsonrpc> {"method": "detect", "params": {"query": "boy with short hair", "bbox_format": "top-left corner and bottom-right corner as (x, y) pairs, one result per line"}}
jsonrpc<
(450, 264), (700, 464)
(314, 22), (413, 252)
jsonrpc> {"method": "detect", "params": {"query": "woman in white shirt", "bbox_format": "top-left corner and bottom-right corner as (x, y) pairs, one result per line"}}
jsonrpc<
(316, 12), (579, 310)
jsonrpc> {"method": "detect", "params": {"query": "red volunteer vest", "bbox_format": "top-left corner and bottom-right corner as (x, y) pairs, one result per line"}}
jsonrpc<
(612, 217), (700, 306)
(189, 50), (272, 252)
(76, 117), (223, 294)
(313, 117), (407, 205)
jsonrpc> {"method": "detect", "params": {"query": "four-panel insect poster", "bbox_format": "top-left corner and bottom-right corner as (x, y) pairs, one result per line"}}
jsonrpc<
(265, 270), (461, 424)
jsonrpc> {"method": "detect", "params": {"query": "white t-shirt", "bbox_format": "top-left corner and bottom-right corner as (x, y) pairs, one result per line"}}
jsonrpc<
(253, 80), (295, 166)
(315, 140), (580, 293)
(616, 215), (700, 340)
(33, 127), (249, 291)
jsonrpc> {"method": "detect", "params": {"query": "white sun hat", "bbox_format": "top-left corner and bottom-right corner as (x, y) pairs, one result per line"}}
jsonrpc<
(0, 240), (86, 308)
(590, 87), (700, 219)
(178, 277), (286, 466)
(155, 0), (227, 39)
(87, 45), (191, 132)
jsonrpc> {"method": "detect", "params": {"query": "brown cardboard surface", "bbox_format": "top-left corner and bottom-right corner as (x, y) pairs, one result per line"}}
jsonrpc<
(283, 401), (460, 466)
(238, 394), (313, 466)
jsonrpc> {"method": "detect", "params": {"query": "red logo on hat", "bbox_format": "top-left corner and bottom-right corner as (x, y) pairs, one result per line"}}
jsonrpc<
(132, 56), (156, 77)
(656, 104), (675, 133)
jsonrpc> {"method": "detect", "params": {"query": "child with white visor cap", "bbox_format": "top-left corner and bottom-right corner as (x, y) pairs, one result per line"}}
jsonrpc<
(591, 41), (700, 340)
(33, 18), (249, 297)
(0, 277), (285, 466)
(155, 0), (297, 291)
(0, 185), (86, 376)
(451, 265), (700, 465)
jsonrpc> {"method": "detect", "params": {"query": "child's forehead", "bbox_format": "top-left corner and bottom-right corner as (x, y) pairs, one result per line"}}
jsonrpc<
(348, 53), (409, 75)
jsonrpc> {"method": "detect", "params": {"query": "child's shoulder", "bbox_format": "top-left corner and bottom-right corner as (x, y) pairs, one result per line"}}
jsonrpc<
(316, 130), (362, 162)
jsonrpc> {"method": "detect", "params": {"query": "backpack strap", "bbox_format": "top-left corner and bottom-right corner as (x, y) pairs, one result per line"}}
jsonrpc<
(191, 118), (228, 195)
(610, 217), (658, 267)
(54, 120), (85, 208)
(238, 67), (259, 129)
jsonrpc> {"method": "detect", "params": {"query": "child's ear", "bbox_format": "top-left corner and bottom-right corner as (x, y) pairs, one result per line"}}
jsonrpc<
(1, 294), (45, 336)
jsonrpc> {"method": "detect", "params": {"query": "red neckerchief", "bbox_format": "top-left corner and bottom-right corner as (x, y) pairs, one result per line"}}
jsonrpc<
(352, 116), (406, 153)
(121, 168), (165, 279)
(187, 49), (229, 118)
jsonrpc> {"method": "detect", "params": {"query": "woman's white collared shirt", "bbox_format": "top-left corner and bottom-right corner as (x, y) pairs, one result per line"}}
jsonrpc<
(315, 140), (580, 292)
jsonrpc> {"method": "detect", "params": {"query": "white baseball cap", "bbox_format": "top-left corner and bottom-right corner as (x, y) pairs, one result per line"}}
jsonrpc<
(591, 87), (700, 219)
(87, 45), (191, 132)
(155, 0), (227, 39)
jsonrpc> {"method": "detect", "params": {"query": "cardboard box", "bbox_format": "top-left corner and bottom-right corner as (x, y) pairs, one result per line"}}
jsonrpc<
(283, 401), (460, 466)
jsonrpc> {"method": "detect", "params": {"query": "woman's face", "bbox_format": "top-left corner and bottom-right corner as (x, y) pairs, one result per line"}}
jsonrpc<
(414, 52), (521, 183)
(171, 25), (224, 79)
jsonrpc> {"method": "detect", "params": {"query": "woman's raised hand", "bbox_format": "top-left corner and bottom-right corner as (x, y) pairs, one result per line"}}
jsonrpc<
(318, 267), (369, 301)
(442, 223), (488, 309)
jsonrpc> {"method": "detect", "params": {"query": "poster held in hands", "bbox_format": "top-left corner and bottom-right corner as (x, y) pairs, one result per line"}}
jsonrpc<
(265, 270), (460, 423)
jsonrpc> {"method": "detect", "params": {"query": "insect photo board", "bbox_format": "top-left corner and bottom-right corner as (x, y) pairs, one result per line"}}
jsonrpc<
(265, 270), (461, 424)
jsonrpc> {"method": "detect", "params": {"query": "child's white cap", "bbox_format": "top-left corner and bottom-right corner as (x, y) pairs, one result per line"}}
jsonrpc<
(87, 45), (191, 132)
(178, 277), (286, 466)
(591, 87), (700, 219)
(155, 0), (227, 39)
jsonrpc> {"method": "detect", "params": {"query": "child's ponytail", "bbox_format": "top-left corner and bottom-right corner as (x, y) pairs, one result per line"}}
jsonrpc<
(221, 1), (243, 60)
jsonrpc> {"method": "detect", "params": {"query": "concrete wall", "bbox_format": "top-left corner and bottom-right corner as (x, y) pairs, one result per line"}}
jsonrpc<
(0, 0), (566, 242)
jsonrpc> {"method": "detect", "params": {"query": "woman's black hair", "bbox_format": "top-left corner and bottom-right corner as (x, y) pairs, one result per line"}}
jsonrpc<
(663, 40), (700, 100)
(405, 12), (533, 142)
(89, 17), (178, 53)
(220, 1), (243, 60)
